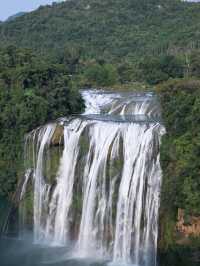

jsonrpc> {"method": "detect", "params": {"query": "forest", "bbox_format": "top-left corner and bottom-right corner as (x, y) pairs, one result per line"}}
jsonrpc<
(0, 0), (200, 257)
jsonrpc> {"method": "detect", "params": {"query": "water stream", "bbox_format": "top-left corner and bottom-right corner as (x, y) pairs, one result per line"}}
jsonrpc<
(17, 90), (165, 266)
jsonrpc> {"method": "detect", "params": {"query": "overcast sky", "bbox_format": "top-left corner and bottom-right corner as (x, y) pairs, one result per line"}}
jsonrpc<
(0, 0), (62, 21)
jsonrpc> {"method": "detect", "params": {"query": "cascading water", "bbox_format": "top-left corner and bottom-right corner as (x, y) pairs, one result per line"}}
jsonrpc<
(20, 89), (165, 266)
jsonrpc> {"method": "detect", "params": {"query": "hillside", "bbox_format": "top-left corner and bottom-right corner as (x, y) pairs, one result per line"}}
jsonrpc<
(6, 12), (27, 22)
(0, 0), (200, 60)
(0, 0), (200, 262)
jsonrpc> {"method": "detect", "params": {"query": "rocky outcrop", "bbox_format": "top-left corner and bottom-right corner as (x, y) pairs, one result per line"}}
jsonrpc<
(176, 209), (200, 238)
(51, 125), (64, 146)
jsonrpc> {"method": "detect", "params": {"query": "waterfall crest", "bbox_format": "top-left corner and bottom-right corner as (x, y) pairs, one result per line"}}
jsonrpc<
(21, 90), (165, 265)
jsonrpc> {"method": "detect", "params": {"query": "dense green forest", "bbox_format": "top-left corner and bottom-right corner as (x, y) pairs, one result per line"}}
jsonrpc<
(1, 0), (200, 61)
(0, 0), (200, 254)
(0, 46), (84, 198)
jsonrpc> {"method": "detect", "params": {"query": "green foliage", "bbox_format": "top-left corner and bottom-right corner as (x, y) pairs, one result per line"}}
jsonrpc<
(188, 50), (200, 78)
(0, 46), (84, 199)
(139, 55), (184, 84)
(157, 79), (200, 215)
(84, 63), (118, 86)
(159, 245), (200, 266)
(1, 0), (200, 62)
(117, 62), (137, 84)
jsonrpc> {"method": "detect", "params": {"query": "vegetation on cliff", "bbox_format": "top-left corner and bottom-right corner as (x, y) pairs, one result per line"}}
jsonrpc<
(0, 0), (199, 254)
(1, 0), (200, 62)
(158, 79), (200, 216)
(0, 46), (84, 198)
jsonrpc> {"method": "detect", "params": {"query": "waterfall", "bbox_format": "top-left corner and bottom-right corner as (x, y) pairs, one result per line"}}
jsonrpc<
(21, 89), (165, 265)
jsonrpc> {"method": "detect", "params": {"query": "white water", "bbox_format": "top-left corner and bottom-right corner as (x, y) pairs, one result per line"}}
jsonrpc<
(81, 90), (161, 118)
(113, 123), (163, 266)
(21, 90), (165, 266)
(45, 119), (88, 245)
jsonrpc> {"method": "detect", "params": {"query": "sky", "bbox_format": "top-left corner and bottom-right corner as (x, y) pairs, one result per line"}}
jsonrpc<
(0, 0), (62, 21)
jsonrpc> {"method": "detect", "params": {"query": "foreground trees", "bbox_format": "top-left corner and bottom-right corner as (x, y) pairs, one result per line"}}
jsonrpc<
(0, 46), (84, 198)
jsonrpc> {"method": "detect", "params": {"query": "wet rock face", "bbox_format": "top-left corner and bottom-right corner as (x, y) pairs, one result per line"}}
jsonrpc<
(176, 209), (200, 238)
(51, 125), (64, 146)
